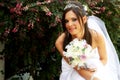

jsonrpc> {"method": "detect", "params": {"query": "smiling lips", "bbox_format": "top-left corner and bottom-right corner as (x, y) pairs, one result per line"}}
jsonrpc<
(68, 27), (76, 33)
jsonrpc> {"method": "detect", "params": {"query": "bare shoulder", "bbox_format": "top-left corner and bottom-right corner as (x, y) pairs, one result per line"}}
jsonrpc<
(59, 32), (66, 38)
(56, 33), (66, 42)
(55, 32), (66, 47)
(89, 29), (105, 48)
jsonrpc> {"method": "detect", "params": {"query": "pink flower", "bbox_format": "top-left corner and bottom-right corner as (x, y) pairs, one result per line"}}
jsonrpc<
(36, 18), (40, 22)
(46, 11), (52, 16)
(50, 23), (56, 27)
(12, 26), (19, 33)
(23, 6), (29, 11)
(10, 8), (15, 13)
(16, 19), (26, 25)
(5, 28), (10, 34)
(100, 7), (106, 12)
(107, 11), (112, 16)
(46, 0), (52, 4)
(36, 1), (42, 5)
(28, 21), (34, 30)
(89, 2), (96, 8)
(16, 3), (22, 9)
(15, 3), (23, 15)
(10, 3), (23, 15)
(80, 54), (86, 60)
(55, 16), (61, 23)
(0, 2), (4, 7)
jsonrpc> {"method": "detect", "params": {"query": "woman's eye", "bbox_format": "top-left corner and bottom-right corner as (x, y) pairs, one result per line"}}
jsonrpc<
(65, 20), (68, 23)
(72, 18), (77, 21)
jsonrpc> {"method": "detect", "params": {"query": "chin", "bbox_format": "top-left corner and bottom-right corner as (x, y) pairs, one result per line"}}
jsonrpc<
(70, 32), (77, 36)
(69, 30), (77, 35)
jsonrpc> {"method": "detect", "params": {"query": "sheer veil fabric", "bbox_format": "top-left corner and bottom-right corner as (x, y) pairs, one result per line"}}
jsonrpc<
(87, 15), (120, 80)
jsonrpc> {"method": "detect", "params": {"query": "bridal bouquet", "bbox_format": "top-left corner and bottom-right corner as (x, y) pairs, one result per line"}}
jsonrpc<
(63, 38), (95, 69)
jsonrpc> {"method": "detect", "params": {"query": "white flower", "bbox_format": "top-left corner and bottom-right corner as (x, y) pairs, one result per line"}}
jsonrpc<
(83, 4), (88, 11)
(63, 38), (96, 69)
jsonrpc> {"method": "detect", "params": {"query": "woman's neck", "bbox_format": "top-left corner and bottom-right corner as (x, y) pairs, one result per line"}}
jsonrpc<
(72, 32), (84, 40)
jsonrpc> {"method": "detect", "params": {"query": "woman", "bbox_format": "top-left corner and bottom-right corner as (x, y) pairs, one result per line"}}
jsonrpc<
(55, 1), (120, 80)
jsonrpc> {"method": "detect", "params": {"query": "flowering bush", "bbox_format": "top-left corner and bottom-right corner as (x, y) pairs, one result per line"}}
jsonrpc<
(0, 0), (64, 79)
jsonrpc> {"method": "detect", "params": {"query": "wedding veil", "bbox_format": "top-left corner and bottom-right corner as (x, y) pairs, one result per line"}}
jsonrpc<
(87, 15), (120, 79)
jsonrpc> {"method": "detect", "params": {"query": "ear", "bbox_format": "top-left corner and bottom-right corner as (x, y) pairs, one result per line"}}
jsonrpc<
(82, 16), (87, 24)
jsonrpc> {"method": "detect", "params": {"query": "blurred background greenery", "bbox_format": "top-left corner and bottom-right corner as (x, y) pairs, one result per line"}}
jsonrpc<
(0, 0), (120, 80)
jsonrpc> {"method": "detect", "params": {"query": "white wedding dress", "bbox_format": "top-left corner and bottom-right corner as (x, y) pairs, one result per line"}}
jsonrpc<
(59, 16), (120, 80)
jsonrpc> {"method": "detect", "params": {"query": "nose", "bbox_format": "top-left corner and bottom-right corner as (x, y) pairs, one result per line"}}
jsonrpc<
(67, 21), (73, 27)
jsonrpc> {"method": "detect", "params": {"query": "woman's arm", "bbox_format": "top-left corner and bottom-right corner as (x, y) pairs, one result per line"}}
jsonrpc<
(55, 33), (65, 57)
(96, 32), (107, 65)
(55, 33), (69, 63)
(75, 68), (95, 80)
(55, 32), (96, 80)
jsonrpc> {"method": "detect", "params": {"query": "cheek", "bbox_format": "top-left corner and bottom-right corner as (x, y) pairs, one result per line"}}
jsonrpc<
(65, 24), (69, 29)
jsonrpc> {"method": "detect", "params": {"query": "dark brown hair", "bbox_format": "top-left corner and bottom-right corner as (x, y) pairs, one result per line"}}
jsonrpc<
(62, 1), (92, 51)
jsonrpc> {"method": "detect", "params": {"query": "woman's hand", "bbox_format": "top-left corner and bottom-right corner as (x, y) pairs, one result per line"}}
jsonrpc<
(87, 68), (96, 72)
(80, 66), (96, 72)
(74, 65), (97, 80)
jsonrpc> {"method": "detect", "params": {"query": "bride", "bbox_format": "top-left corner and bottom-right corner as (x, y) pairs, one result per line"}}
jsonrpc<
(55, 1), (120, 80)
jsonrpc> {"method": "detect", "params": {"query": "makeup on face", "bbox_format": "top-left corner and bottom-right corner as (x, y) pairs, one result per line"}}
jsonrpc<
(65, 10), (84, 39)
